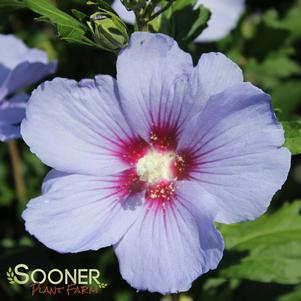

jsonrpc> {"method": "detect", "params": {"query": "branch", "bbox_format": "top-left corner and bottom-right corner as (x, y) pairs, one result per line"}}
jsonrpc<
(8, 141), (27, 204)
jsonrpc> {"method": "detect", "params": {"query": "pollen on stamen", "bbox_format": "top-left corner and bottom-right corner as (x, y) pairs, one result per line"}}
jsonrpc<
(172, 151), (195, 180)
(149, 126), (177, 151)
(145, 181), (176, 208)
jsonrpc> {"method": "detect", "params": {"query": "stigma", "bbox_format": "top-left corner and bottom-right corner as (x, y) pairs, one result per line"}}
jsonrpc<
(136, 149), (175, 184)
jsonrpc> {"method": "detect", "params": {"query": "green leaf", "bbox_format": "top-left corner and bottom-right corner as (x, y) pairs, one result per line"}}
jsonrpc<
(245, 13), (290, 60)
(272, 81), (301, 119)
(245, 52), (301, 89)
(278, 286), (301, 301)
(219, 201), (301, 284)
(282, 121), (301, 155)
(71, 9), (88, 22)
(0, 0), (26, 10)
(220, 202), (301, 250)
(154, 0), (211, 44)
(281, 0), (301, 41)
(24, 0), (91, 46)
(115, 291), (134, 301)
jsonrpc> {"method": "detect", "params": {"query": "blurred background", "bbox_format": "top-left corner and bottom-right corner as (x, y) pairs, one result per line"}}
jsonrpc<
(1, 0), (301, 300)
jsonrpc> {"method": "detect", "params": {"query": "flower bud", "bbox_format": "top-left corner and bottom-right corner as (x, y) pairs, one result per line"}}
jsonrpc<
(87, 12), (129, 51)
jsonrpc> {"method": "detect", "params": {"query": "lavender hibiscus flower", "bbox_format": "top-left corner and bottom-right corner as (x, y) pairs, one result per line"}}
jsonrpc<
(196, 0), (245, 42)
(112, 0), (245, 42)
(21, 32), (290, 294)
(0, 34), (56, 141)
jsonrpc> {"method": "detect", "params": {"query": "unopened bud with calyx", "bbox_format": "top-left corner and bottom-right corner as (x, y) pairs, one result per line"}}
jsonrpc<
(87, 12), (129, 51)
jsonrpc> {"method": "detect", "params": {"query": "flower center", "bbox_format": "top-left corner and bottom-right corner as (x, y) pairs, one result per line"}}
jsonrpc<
(136, 149), (175, 184)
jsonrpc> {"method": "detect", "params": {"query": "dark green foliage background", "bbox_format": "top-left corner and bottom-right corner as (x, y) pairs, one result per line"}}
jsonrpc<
(1, 0), (301, 300)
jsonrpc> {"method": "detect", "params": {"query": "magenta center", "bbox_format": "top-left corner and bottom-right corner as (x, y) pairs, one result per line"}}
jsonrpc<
(116, 128), (195, 207)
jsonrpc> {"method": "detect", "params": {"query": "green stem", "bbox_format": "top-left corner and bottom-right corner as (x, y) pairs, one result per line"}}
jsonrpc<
(136, 20), (149, 31)
(134, 4), (149, 32)
(135, 0), (176, 31)
(9, 141), (27, 204)
(143, 0), (161, 19)
(148, 0), (176, 22)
